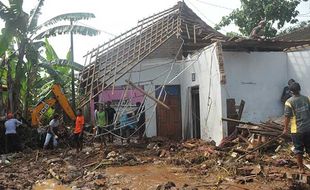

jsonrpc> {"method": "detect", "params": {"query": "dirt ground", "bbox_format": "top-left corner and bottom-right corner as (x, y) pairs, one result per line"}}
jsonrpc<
(0, 137), (309, 190)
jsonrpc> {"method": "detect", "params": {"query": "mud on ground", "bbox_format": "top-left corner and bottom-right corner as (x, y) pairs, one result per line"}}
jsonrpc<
(0, 137), (308, 190)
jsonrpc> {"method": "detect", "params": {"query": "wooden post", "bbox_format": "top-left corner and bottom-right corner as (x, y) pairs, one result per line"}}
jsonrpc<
(193, 25), (196, 44)
(70, 19), (76, 111)
(186, 24), (190, 39)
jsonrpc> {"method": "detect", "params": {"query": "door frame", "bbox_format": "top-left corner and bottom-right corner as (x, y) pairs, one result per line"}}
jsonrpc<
(191, 86), (201, 139)
(155, 85), (182, 139)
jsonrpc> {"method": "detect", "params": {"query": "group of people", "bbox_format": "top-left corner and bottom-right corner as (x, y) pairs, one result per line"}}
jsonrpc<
(281, 79), (310, 173)
(3, 100), (146, 154)
(94, 101), (145, 145)
(94, 101), (116, 146)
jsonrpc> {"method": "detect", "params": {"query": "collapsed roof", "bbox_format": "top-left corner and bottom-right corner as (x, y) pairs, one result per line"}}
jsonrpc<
(78, 1), (310, 106)
(79, 1), (226, 106)
(275, 25), (310, 41)
(221, 38), (310, 52)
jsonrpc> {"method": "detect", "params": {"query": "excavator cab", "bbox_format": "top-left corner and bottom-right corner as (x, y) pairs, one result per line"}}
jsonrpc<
(31, 84), (76, 127)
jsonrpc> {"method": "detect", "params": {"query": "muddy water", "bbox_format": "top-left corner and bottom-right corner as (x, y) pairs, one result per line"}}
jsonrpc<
(106, 164), (198, 189)
(32, 179), (70, 190)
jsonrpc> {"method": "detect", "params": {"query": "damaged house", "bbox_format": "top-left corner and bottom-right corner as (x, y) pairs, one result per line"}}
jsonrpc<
(79, 1), (310, 145)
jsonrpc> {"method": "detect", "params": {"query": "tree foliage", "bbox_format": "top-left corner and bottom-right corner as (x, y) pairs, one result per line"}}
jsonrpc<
(215, 0), (309, 38)
(0, 0), (99, 117)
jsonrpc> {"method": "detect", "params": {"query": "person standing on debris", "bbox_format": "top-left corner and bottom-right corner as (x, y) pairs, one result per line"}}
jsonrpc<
(96, 104), (107, 147)
(249, 20), (266, 39)
(134, 102), (146, 140)
(281, 79), (296, 104)
(283, 82), (310, 173)
(4, 113), (23, 153)
(105, 101), (116, 143)
(43, 114), (60, 149)
(74, 108), (85, 153)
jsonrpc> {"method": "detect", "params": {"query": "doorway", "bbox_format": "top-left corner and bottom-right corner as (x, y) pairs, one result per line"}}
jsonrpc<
(155, 85), (182, 140)
(191, 86), (201, 138)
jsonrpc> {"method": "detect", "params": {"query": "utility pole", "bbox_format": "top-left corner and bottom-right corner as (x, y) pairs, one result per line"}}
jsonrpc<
(70, 19), (76, 111)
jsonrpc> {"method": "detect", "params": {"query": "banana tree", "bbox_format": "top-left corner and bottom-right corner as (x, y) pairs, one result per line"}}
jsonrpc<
(32, 12), (99, 111)
(0, 0), (99, 115)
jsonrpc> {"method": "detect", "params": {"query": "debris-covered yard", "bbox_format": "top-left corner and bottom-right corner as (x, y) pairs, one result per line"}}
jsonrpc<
(1, 0), (310, 190)
(1, 128), (309, 190)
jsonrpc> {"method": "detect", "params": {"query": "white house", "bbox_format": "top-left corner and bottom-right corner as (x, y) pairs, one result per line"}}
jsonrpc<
(179, 41), (310, 144)
(79, 2), (310, 145)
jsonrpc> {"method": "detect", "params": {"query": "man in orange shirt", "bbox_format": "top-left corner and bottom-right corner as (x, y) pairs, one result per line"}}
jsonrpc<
(74, 108), (84, 153)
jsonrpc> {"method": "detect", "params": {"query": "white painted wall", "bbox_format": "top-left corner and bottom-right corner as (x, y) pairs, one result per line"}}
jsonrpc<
(287, 49), (310, 96)
(180, 44), (224, 144)
(92, 43), (308, 144)
(221, 51), (287, 125)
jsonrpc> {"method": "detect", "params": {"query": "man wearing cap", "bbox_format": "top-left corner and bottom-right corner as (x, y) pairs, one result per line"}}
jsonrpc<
(250, 20), (266, 39)
(4, 113), (22, 153)
(283, 82), (310, 173)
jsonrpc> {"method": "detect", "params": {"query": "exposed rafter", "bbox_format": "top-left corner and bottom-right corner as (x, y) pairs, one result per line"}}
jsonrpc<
(78, 1), (226, 106)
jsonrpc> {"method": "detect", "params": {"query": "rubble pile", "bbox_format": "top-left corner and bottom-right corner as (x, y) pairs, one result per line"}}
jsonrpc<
(237, 117), (285, 137)
(1, 118), (310, 189)
(0, 144), (150, 190)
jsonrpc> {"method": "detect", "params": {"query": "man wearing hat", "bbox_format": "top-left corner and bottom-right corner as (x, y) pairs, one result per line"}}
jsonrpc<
(4, 113), (23, 153)
(250, 20), (266, 39)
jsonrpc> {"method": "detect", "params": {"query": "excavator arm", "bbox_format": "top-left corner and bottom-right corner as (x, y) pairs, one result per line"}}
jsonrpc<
(51, 84), (76, 121)
(31, 98), (57, 126)
(31, 84), (76, 127)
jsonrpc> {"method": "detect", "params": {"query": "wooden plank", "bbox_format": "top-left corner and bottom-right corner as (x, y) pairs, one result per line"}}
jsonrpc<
(236, 134), (284, 161)
(238, 135), (251, 145)
(193, 25), (196, 44)
(88, 47), (100, 103)
(237, 99), (245, 120)
(222, 118), (260, 126)
(185, 24), (190, 39)
(111, 46), (120, 94)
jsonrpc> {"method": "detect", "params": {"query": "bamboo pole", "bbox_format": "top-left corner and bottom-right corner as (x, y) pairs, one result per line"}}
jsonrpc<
(125, 80), (170, 110)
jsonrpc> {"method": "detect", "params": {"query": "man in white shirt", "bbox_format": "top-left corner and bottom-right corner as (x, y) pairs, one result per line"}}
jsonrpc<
(43, 114), (60, 149)
(4, 113), (23, 153)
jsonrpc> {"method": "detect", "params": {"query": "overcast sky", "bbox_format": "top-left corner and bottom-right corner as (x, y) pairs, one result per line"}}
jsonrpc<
(2, 0), (310, 64)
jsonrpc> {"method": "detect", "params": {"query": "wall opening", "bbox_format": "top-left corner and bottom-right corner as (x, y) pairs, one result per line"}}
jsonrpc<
(191, 86), (201, 139)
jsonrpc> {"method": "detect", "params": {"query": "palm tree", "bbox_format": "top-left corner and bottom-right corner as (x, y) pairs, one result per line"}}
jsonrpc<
(0, 0), (100, 116)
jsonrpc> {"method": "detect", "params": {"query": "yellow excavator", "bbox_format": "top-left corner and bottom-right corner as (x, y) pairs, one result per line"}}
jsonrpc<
(31, 84), (76, 126)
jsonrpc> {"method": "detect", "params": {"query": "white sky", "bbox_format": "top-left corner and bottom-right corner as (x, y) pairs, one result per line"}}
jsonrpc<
(2, 0), (310, 64)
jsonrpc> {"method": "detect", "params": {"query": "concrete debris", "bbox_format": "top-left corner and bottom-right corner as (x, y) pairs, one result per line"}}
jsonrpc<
(0, 117), (309, 189)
